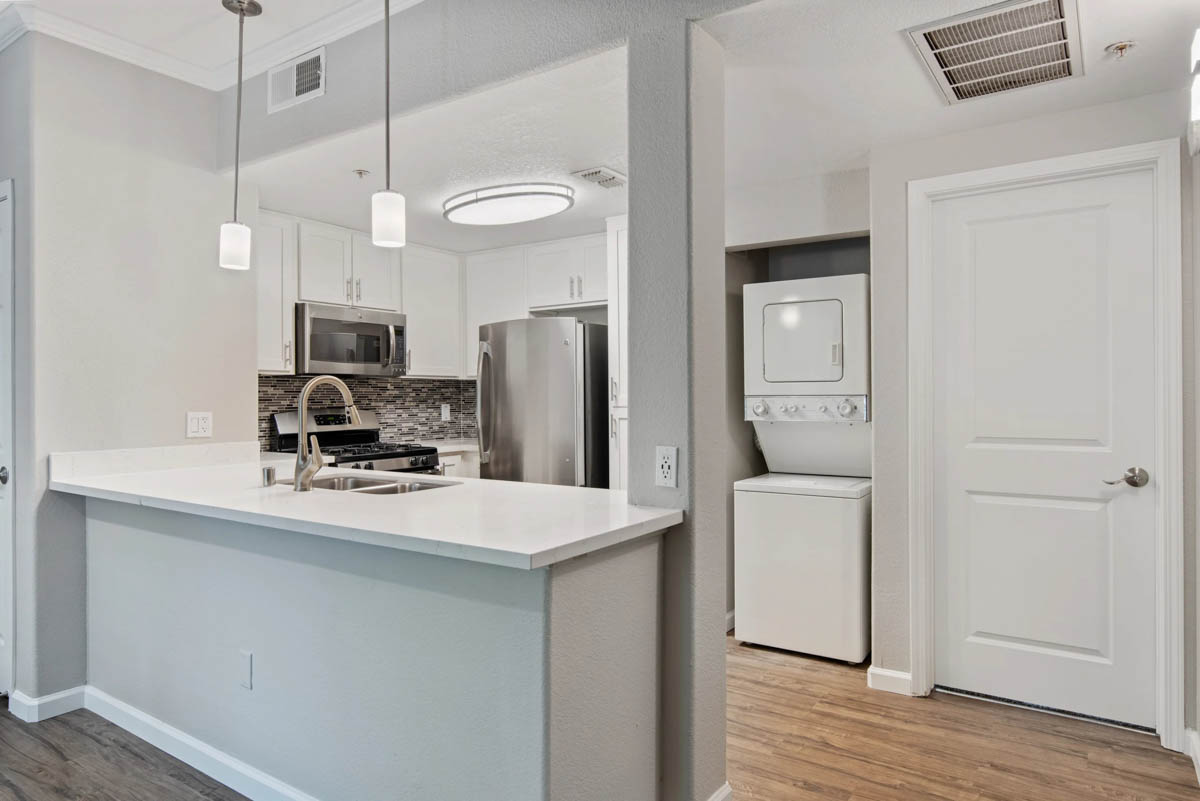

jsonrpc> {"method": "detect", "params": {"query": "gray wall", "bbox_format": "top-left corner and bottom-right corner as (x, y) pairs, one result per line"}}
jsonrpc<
(724, 250), (767, 619)
(767, 236), (870, 282)
(17, 34), (258, 697)
(868, 89), (1196, 701)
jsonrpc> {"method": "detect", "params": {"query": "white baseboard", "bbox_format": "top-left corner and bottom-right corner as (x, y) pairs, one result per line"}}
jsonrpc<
(1184, 728), (1200, 788)
(867, 666), (913, 696)
(725, 609), (735, 632)
(706, 781), (733, 801)
(83, 687), (320, 801)
(8, 686), (85, 722)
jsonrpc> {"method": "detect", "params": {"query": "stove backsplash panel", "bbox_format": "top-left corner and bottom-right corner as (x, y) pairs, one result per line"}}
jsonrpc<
(259, 375), (478, 451)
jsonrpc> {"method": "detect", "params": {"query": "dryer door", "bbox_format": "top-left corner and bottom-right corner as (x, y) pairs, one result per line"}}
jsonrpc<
(762, 299), (843, 383)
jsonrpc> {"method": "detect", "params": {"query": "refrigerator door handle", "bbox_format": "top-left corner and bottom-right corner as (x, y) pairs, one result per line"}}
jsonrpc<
(477, 341), (493, 464)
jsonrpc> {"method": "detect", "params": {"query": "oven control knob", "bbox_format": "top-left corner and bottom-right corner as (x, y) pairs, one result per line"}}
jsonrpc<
(414, 456), (427, 466)
(349, 463), (361, 469)
(752, 401), (768, 417)
(364, 462), (375, 470)
(837, 399), (857, 417)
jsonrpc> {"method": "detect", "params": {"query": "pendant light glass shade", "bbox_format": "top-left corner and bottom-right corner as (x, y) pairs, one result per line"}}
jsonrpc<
(372, 190), (407, 247)
(219, 222), (253, 270)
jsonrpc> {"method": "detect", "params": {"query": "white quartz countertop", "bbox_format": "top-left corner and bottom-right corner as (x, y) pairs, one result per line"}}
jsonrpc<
(49, 448), (680, 570)
(432, 439), (479, 454)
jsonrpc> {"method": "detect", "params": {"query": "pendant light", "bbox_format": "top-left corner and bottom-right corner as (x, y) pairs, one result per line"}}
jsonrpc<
(371, 0), (406, 247)
(219, 0), (262, 270)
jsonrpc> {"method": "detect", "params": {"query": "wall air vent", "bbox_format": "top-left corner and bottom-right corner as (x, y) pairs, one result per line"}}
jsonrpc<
(907, 0), (1083, 104)
(267, 47), (326, 114)
(572, 166), (627, 189)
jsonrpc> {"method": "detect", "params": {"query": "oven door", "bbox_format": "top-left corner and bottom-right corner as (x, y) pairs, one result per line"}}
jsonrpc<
(296, 302), (406, 377)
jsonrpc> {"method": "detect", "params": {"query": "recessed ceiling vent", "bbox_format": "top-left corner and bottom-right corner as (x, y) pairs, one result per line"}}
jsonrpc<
(907, 0), (1083, 104)
(267, 47), (326, 114)
(573, 166), (627, 189)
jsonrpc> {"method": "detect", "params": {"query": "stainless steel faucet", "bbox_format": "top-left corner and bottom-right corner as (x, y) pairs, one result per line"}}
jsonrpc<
(294, 375), (362, 491)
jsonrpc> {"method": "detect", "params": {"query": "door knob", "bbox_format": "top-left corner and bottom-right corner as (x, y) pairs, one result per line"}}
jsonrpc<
(1104, 467), (1149, 488)
(0, 466), (9, 485)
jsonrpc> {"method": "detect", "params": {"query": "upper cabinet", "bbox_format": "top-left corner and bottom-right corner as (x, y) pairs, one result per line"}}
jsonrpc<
(607, 215), (628, 408)
(402, 244), (462, 377)
(351, 232), (402, 311)
(298, 221), (352, 305)
(463, 248), (527, 378)
(299, 221), (399, 310)
(526, 233), (608, 308)
(256, 211), (298, 374)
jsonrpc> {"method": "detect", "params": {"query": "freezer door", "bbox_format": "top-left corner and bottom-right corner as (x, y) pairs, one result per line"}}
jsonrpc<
(478, 318), (580, 485)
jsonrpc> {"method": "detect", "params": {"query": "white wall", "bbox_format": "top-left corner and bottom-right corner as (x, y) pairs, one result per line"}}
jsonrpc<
(726, 168), (869, 250)
(17, 33), (258, 697)
(868, 89), (1194, 685)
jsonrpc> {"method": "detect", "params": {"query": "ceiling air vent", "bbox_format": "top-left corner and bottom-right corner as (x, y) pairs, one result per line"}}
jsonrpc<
(907, 0), (1083, 104)
(573, 166), (627, 189)
(267, 47), (326, 114)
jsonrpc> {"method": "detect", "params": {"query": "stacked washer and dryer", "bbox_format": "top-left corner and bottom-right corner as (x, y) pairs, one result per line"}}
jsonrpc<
(735, 274), (871, 663)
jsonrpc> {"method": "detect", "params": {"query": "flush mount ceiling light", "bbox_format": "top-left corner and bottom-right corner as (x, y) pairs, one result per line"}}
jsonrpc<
(218, 0), (262, 271)
(371, 0), (406, 248)
(443, 183), (575, 226)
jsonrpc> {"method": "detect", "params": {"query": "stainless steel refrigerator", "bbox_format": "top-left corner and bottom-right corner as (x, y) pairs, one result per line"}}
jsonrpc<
(476, 317), (608, 487)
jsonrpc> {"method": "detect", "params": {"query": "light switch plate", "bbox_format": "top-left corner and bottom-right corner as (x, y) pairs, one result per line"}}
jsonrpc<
(655, 446), (678, 488)
(440, 404), (451, 422)
(186, 411), (212, 438)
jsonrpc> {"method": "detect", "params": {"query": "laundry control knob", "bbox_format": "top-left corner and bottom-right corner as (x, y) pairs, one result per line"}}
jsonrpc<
(837, 399), (856, 417)
(752, 401), (768, 417)
(819, 404), (829, 413)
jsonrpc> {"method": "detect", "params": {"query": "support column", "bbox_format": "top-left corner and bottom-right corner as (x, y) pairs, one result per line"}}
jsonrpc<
(628, 20), (727, 801)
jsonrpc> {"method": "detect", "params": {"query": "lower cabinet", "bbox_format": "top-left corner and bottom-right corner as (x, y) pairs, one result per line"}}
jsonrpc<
(441, 450), (481, 479)
(609, 406), (628, 491)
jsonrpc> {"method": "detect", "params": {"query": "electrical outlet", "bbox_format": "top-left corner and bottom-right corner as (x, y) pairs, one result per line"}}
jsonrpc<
(655, 446), (678, 488)
(239, 649), (253, 690)
(186, 412), (212, 439)
(441, 403), (451, 422)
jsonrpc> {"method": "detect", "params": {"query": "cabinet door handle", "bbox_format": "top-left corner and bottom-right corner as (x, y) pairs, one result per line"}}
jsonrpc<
(611, 377), (617, 401)
(408, 350), (412, 371)
(346, 278), (353, 303)
(577, 274), (583, 298)
(355, 278), (362, 302)
(568, 276), (575, 299)
(611, 414), (616, 439)
(283, 341), (292, 367)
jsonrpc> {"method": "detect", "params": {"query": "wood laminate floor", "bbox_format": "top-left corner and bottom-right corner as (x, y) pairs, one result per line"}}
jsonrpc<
(727, 635), (1200, 801)
(0, 699), (247, 801)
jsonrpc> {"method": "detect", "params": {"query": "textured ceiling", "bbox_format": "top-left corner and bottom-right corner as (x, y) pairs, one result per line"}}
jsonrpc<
(705, 0), (1200, 187)
(243, 48), (628, 253)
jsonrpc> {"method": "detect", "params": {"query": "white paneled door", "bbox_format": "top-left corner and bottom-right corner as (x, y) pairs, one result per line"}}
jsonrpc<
(0, 182), (12, 695)
(931, 162), (1160, 727)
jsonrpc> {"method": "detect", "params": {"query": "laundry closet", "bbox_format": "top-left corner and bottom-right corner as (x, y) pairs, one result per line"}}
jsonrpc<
(730, 236), (872, 663)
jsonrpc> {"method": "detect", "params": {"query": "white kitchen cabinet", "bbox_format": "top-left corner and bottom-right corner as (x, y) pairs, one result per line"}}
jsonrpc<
(255, 211), (298, 374)
(463, 248), (527, 378)
(526, 233), (608, 308)
(298, 220), (353, 305)
(609, 406), (628, 491)
(351, 232), (401, 311)
(606, 215), (629, 408)
(440, 449), (480, 479)
(402, 244), (462, 377)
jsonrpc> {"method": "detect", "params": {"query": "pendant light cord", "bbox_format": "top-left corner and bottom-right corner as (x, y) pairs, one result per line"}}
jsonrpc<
(384, 0), (391, 192)
(233, 8), (245, 222)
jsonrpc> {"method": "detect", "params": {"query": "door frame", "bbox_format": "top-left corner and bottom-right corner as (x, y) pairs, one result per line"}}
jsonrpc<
(0, 179), (13, 697)
(906, 140), (1183, 750)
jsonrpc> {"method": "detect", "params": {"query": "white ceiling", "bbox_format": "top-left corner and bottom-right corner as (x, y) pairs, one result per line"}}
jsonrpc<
(0, 0), (425, 89)
(243, 48), (628, 253)
(705, 0), (1200, 188)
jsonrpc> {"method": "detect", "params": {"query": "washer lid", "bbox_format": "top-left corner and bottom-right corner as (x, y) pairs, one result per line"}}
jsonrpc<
(734, 473), (872, 498)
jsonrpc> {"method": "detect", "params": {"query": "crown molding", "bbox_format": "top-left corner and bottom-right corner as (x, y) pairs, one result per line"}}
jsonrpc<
(0, 0), (426, 92)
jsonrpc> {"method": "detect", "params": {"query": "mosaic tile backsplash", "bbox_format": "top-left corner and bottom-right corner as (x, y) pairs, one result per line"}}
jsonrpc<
(258, 375), (478, 451)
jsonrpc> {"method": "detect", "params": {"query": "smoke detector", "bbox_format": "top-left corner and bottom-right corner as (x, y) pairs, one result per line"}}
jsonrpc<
(572, 166), (627, 189)
(268, 47), (326, 114)
(907, 0), (1083, 104)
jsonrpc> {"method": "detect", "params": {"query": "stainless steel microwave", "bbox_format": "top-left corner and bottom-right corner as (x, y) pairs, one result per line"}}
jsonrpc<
(295, 302), (407, 377)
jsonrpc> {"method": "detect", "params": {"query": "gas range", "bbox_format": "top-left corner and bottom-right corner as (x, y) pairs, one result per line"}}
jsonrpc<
(270, 408), (441, 474)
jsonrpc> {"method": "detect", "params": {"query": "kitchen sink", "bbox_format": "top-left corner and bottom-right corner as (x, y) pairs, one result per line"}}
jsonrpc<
(309, 475), (457, 495)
